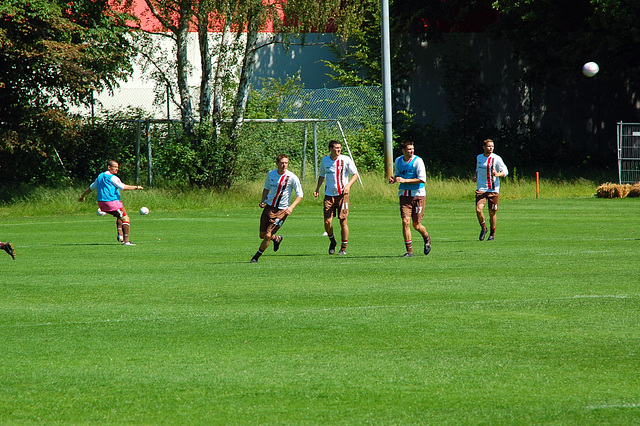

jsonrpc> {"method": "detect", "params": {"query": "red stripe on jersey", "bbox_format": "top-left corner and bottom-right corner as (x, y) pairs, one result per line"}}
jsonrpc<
(271, 174), (289, 207)
(486, 156), (494, 190)
(336, 159), (344, 195)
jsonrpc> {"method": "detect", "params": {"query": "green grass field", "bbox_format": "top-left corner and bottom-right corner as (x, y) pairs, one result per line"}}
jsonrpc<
(1, 179), (639, 424)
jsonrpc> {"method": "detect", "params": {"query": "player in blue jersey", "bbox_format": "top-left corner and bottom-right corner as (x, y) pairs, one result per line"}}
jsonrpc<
(313, 140), (359, 255)
(251, 154), (304, 263)
(78, 160), (143, 245)
(389, 141), (431, 257)
(474, 139), (508, 241)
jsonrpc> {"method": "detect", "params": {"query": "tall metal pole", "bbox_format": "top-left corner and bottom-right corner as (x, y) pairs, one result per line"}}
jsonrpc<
(381, 0), (394, 180)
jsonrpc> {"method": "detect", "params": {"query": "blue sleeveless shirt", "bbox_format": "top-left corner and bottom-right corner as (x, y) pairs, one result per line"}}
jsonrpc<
(96, 172), (121, 202)
(397, 155), (425, 191)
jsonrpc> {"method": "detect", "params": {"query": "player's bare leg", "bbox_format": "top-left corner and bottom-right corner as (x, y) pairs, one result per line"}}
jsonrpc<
(488, 209), (497, 240)
(338, 217), (348, 255)
(476, 202), (488, 241)
(116, 217), (124, 242)
(413, 221), (431, 255)
(252, 231), (276, 262)
(121, 214), (134, 245)
(402, 217), (413, 256)
(325, 218), (337, 254)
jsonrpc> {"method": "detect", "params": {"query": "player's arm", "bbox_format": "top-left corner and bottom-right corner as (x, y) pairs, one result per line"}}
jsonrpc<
(258, 188), (269, 208)
(493, 160), (508, 178)
(112, 175), (142, 191)
(343, 173), (359, 194)
(284, 196), (303, 215)
(388, 168), (398, 184)
(394, 177), (424, 184)
(78, 180), (98, 202)
(313, 176), (325, 198)
(78, 187), (92, 202)
(123, 184), (143, 191)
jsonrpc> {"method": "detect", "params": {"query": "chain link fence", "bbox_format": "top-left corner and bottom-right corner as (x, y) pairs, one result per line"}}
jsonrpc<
(237, 86), (384, 181)
(83, 86), (383, 185)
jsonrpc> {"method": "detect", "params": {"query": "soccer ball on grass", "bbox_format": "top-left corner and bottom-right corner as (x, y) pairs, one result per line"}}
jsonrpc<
(140, 206), (150, 215)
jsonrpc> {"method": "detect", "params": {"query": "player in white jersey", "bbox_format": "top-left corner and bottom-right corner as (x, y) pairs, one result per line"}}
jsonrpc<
(251, 154), (304, 263)
(473, 139), (508, 241)
(388, 141), (431, 257)
(313, 140), (359, 255)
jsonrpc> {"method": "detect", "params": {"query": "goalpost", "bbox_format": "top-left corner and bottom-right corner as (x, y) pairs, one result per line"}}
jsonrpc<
(110, 117), (364, 187)
(241, 118), (363, 186)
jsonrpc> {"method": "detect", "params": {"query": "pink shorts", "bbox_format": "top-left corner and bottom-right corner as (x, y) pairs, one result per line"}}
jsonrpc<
(98, 200), (126, 218)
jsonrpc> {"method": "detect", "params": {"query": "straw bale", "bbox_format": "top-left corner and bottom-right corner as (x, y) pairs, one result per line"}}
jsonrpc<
(627, 182), (640, 197)
(596, 182), (631, 198)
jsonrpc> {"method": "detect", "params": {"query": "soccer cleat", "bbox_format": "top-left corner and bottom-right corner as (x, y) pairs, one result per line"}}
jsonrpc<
(250, 257), (258, 263)
(424, 243), (431, 256)
(487, 235), (495, 241)
(2, 242), (16, 260)
(328, 239), (337, 255)
(337, 249), (347, 255)
(479, 228), (488, 241)
(402, 252), (414, 257)
(273, 235), (283, 252)
(122, 241), (136, 246)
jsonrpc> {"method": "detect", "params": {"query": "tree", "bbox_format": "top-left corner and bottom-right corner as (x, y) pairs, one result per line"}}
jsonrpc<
(129, 0), (369, 186)
(0, 0), (136, 184)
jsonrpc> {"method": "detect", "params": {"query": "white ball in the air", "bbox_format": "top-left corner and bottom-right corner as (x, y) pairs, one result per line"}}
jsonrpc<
(582, 62), (599, 77)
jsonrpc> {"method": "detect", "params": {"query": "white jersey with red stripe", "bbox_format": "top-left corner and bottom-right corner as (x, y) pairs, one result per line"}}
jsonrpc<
(319, 154), (358, 196)
(476, 153), (508, 193)
(263, 169), (304, 209)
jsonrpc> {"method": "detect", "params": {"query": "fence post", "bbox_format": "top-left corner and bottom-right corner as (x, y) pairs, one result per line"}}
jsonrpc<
(146, 119), (152, 187)
(313, 122), (318, 181)
(135, 120), (142, 185)
(302, 124), (308, 183)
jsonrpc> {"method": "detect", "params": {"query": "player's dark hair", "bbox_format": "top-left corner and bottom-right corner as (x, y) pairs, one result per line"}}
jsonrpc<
(107, 160), (118, 168)
(483, 139), (494, 146)
(328, 140), (341, 149)
(399, 141), (415, 150)
(276, 154), (289, 163)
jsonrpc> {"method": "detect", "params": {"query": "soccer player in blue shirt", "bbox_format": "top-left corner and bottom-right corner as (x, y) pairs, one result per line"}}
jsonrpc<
(79, 160), (143, 245)
(389, 141), (431, 257)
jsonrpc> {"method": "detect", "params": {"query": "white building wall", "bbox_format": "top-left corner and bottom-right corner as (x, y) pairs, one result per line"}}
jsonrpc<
(82, 33), (341, 119)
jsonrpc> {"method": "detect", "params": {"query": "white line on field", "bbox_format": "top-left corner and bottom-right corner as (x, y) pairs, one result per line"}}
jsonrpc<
(296, 294), (633, 313)
(5, 294), (634, 329)
(586, 403), (640, 410)
(8, 312), (219, 328)
(0, 217), (220, 227)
